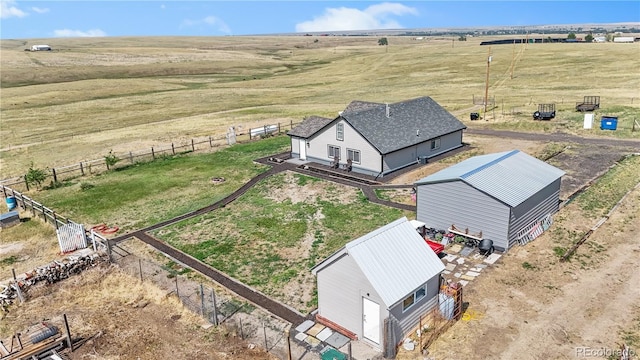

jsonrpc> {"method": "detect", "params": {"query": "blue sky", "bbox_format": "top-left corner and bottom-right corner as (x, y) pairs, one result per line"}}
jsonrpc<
(1, 1), (639, 39)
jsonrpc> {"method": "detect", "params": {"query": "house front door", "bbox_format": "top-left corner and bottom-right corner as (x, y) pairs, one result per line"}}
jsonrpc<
(299, 138), (307, 160)
(362, 297), (380, 344)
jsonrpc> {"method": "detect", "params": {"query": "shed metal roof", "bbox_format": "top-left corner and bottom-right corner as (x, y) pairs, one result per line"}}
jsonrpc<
(313, 217), (444, 308)
(415, 150), (565, 207)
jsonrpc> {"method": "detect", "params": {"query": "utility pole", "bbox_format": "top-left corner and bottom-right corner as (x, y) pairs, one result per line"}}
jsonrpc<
(484, 47), (492, 115)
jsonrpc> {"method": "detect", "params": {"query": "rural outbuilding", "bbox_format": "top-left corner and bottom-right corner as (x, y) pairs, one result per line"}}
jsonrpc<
(415, 150), (565, 252)
(311, 217), (445, 352)
(30, 45), (52, 51)
(288, 96), (467, 177)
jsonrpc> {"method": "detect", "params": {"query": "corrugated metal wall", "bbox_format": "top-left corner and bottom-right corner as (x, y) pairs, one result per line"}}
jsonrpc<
(388, 275), (440, 339)
(416, 180), (511, 251)
(508, 179), (562, 248)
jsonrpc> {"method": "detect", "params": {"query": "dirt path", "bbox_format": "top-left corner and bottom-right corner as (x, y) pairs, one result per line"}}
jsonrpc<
(466, 128), (640, 148)
(427, 184), (640, 360)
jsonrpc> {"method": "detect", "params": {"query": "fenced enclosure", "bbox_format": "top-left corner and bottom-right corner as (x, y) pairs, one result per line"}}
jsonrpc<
(0, 120), (302, 192)
(109, 240), (294, 356)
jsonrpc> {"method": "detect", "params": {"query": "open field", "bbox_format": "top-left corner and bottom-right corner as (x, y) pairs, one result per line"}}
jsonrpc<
(1, 35), (639, 178)
(1, 34), (639, 360)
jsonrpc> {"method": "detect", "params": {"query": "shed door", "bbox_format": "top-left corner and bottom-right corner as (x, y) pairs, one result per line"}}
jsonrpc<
(362, 297), (380, 344)
(299, 139), (307, 160)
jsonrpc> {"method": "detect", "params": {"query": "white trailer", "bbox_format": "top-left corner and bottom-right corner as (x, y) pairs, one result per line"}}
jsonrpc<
(613, 37), (635, 43)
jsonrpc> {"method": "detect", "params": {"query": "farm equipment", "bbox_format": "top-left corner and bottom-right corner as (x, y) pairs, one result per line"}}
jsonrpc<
(576, 96), (600, 112)
(533, 103), (556, 120)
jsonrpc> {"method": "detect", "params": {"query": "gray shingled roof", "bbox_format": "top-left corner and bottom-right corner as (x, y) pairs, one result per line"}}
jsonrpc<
(342, 100), (383, 113)
(287, 116), (333, 138)
(341, 96), (467, 154)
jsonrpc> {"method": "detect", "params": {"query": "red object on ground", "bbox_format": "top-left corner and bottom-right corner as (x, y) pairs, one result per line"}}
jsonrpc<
(425, 239), (445, 254)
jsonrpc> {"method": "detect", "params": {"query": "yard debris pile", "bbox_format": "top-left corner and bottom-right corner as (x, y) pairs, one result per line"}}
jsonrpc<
(1, 250), (107, 312)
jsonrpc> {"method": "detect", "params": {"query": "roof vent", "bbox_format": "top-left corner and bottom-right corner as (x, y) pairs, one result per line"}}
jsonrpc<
(385, 103), (390, 118)
(338, 111), (343, 116)
(416, 129), (420, 136)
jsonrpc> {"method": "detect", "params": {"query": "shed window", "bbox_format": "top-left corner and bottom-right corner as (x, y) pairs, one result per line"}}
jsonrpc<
(403, 285), (426, 312)
(347, 149), (360, 164)
(402, 294), (415, 311)
(328, 145), (340, 159)
(430, 138), (441, 150)
(336, 123), (344, 141)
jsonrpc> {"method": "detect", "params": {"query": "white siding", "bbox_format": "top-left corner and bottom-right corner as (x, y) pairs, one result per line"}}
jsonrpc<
(316, 253), (384, 346)
(290, 136), (300, 157)
(307, 119), (381, 174)
(417, 181), (511, 251)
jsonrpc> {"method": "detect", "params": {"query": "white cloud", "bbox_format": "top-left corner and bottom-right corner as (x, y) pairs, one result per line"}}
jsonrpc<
(182, 15), (231, 34)
(295, 2), (418, 32)
(160, 4), (165, 10)
(53, 29), (107, 38)
(0, 0), (28, 19)
(31, 6), (49, 14)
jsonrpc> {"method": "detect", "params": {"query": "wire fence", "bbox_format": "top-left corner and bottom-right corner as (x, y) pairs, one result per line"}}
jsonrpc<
(108, 242), (295, 357)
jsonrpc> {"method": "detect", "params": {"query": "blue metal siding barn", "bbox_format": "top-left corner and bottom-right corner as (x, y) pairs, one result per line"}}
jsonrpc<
(415, 150), (565, 252)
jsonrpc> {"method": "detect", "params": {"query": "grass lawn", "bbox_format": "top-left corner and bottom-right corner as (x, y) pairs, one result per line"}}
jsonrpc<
(30, 135), (290, 230)
(152, 171), (411, 313)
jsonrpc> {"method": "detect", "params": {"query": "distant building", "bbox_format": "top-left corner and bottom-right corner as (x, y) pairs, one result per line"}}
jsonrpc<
(613, 36), (635, 43)
(30, 45), (52, 51)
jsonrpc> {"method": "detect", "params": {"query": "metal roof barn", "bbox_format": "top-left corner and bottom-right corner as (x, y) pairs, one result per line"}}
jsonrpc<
(415, 150), (565, 252)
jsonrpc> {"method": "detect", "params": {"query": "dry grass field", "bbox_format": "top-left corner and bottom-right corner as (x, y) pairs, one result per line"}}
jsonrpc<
(1, 35), (639, 178)
(1, 34), (640, 360)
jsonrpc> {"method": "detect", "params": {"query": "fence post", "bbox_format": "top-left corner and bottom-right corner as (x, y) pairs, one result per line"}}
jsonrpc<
(211, 288), (219, 325)
(239, 318), (244, 339)
(52, 212), (59, 230)
(175, 276), (179, 299)
(52, 168), (58, 183)
(209, 136), (213, 147)
(63, 314), (73, 352)
(24, 175), (29, 191)
(30, 198), (35, 216)
(191, 139), (195, 152)
(263, 321), (268, 352)
(286, 329), (292, 360)
(278, 123), (281, 134)
(139, 259), (143, 282)
(129, 152), (134, 163)
(172, 143), (175, 155)
(200, 283), (205, 316)
(80, 162), (84, 176)
(151, 147), (155, 159)
(290, 119), (293, 130)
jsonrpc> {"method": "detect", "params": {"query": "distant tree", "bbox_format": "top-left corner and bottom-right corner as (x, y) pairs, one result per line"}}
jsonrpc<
(605, 33), (613, 42)
(585, 33), (594, 42)
(378, 37), (388, 46)
(567, 32), (577, 39)
(104, 150), (120, 170)
(458, 34), (467, 41)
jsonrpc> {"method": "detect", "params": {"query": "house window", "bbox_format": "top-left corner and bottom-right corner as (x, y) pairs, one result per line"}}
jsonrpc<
(403, 285), (426, 312)
(347, 149), (361, 164)
(328, 145), (340, 159)
(336, 123), (344, 141)
(430, 138), (441, 150)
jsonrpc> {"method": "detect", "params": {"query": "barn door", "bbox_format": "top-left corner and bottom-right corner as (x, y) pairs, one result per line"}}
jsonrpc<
(363, 297), (380, 344)
(299, 138), (307, 160)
